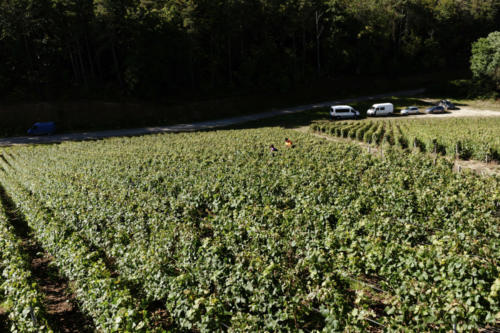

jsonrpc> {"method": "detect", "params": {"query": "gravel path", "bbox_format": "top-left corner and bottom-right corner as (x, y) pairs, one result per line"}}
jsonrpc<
(405, 107), (500, 119)
(0, 89), (425, 147)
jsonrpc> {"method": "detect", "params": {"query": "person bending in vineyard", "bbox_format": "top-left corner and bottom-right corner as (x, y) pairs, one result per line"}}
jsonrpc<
(270, 144), (278, 152)
(285, 138), (294, 148)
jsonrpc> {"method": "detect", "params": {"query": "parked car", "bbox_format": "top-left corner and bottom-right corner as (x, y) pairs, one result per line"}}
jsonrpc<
(330, 105), (360, 120)
(425, 106), (445, 114)
(438, 99), (456, 110)
(27, 122), (56, 135)
(401, 106), (419, 115)
(367, 103), (394, 116)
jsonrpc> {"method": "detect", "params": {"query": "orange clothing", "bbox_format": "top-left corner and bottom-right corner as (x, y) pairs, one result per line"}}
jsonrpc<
(285, 139), (293, 147)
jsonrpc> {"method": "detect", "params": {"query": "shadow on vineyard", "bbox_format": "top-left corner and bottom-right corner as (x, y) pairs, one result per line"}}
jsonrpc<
(0, 124), (498, 330)
(0, 183), (94, 333)
(0, 154), (11, 168)
(0, 309), (7, 332)
(0, 184), (32, 240)
(0, 182), (172, 331)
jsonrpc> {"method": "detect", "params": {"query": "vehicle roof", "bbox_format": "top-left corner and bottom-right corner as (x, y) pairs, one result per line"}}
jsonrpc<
(33, 121), (55, 126)
(331, 105), (352, 108)
(371, 103), (393, 107)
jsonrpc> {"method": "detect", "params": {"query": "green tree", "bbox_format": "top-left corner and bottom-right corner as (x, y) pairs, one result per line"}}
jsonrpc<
(470, 31), (500, 89)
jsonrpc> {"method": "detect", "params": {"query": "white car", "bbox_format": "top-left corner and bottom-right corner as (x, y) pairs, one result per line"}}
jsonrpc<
(401, 106), (419, 115)
(330, 105), (360, 120)
(367, 103), (394, 116)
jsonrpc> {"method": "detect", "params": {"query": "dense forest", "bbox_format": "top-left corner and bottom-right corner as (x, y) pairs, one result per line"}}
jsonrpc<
(0, 0), (499, 100)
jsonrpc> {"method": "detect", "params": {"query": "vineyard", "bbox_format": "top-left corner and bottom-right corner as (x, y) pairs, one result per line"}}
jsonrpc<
(311, 117), (500, 162)
(0, 127), (499, 332)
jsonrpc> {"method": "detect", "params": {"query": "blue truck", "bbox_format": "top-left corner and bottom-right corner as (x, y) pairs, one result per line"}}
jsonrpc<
(27, 122), (56, 135)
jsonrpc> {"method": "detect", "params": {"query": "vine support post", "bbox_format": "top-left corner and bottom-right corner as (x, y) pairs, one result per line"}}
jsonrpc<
(29, 305), (37, 327)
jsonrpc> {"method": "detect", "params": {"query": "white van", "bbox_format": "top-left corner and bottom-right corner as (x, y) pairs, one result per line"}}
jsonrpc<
(330, 105), (360, 120)
(367, 103), (394, 116)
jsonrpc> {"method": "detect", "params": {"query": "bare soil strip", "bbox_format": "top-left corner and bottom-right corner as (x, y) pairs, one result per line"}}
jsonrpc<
(299, 127), (500, 176)
(0, 155), (172, 331)
(11, 183), (174, 331)
(0, 307), (8, 332)
(0, 184), (94, 332)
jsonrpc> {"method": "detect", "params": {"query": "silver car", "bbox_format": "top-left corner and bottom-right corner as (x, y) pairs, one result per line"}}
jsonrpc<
(401, 106), (419, 115)
(425, 106), (445, 114)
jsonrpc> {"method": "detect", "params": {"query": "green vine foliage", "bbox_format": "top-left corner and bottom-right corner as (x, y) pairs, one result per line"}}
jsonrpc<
(313, 117), (500, 162)
(0, 126), (498, 331)
(0, 206), (51, 332)
(0, 170), (147, 332)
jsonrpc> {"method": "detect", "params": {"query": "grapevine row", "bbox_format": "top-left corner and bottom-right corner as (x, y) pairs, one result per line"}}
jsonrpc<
(1, 128), (498, 331)
(0, 163), (149, 331)
(0, 200), (51, 332)
(311, 117), (500, 162)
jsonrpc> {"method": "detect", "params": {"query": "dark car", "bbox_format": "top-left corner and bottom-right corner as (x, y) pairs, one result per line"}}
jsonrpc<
(425, 106), (445, 114)
(438, 99), (456, 110)
(27, 122), (56, 135)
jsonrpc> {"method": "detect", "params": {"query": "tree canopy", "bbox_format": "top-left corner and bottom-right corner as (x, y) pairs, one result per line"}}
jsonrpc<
(471, 31), (500, 89)
(0, 0), (499, 100)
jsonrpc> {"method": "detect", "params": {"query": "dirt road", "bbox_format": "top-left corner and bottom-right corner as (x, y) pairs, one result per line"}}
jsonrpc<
(405, 107), (500, 119)
(0, 89), (425, 147)
(1, 89), (498, 147)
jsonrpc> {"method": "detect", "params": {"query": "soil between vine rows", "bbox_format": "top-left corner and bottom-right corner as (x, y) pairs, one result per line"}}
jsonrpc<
(0, 308), (8, 332)
(30, 250), (93, 333)
(0, 184), (94, 332)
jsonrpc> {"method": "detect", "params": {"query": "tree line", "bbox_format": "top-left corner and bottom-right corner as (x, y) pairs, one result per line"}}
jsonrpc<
(0, 0), (499, 100)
